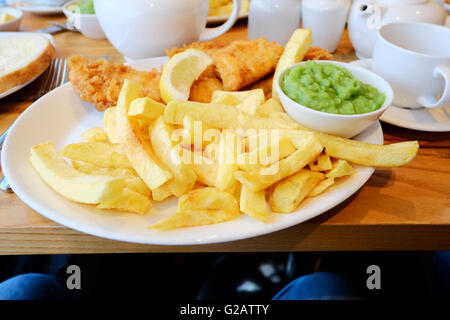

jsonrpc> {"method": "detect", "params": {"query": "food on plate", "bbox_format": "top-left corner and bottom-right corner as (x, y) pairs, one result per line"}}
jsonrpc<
(30, 142), (124, 204)
(68, 55), (161, 111)
(68, 37), (331, 111)
(128, 97), (165, 121)
(189, 74), (224, 103)
(61, 142), (133, 169)
(211, 89), (265, 115)
(159, 49), (213, 103)
(115, 80), (172, 190)
(81, 127), (109, 143)
(97, 187), (151, 215)
(149, 188), (240, 230)
(150, 116), (197, 196)
(66, 0), (95, 14)
(71, 160), (150, 197)
(212, 38), (284, 91)
(282, 61), (386, 114)
(0, 13), (15, 23)
(326, 159), (355, 178)
(272, 28), (313, 100)
(313, 132), (419, 167)
(270, 169), (325, 213)
(31, 30), (420, 228)
(240, 185), (269, 222)
(209, 0), (250, 17)
(0, 35), (55, 94)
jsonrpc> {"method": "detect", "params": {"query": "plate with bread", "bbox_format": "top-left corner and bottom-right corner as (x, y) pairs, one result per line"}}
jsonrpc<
(0, 33), (55, 99)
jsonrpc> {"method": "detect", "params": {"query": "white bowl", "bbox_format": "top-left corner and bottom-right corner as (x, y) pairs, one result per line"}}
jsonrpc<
(276, 60), (393, 138)
(0, 8), (23, 32)
(62, 0), (106, 39)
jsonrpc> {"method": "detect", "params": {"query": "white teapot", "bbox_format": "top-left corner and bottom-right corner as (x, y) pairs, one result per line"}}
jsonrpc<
(348, 0), (447, 59)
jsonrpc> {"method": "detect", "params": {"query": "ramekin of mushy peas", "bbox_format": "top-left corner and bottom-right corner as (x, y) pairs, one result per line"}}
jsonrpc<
(282, 61), (386, 115)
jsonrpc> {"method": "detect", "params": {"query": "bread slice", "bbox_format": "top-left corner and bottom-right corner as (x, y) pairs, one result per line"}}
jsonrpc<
(0, 35), (55, 93)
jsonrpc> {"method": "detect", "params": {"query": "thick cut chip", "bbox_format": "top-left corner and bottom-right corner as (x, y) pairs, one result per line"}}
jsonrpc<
(308, 178), (335, 197)
(270, 169), (324, 213)
(128, 97), (165, 123)
(164, 100), (303, 130)
(149, 188), (240, 229)
(115, 80), (173, 189)
(72, 160), (150, 197)
(61, 142), (132, 169)
(239, 137), (296, 173)
(240, 185), (269, 222)
(103, 107), (120, 143)
(182, 115), (213, 148)
(309, 152), (333, 172)
(272, 29), (312, 100)
(150, 116), (197, 197)
(315, 132), (419, 167)
(326, 159), (355, 178)
(215, 131), (242, 192)
(186, 150), (218, 187)
(81, 127), (109, 143)
(234, 132), (323, 192)
(151, 184), (172, 201)
(257, 98), (285, 118)
(30, 142), (123, 204)
(97, 187), (151, 215)
(211, 89), (265, 115)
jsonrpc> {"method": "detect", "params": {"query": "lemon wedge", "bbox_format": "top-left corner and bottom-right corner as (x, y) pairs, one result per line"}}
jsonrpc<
(272, 29), (312, 100)
(159, 49), (213, 104)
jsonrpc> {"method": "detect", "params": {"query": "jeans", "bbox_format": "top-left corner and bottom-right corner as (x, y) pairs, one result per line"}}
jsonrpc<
(273, 272), (363, 300)
(1, 252), (449, 300)
(0, 273), (76, 300)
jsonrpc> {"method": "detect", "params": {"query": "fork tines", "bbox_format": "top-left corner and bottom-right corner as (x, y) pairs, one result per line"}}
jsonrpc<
(34, 57), (69, 101)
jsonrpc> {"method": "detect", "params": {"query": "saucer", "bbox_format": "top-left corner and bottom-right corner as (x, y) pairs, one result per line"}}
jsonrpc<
(350, 59), (450, 132)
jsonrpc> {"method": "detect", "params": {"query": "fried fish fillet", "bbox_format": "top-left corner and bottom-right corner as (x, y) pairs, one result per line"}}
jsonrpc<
(168, 38), (284, 91)
(68, 55), (162, 111)
(189, 75), (224, 103)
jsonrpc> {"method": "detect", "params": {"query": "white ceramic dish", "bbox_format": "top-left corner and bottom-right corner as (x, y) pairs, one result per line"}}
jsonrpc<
(276, 60), (393, 138)
(16, 4), (63, 15)
(63, 0), (105, 39)
(207, 11), (248, 23)
(1, 57), (383, 246)
(0, 32), (55, 100)
(0, 7), (23, 31)
(351, 59), (450, 132)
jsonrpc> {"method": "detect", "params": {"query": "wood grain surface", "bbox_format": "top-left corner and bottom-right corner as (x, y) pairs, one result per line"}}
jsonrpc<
(0, 13), (449, 254)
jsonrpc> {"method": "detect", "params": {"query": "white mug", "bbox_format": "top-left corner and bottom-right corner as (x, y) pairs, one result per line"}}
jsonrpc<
(372, 22), (450, 109)
(94, 0), (241, 60)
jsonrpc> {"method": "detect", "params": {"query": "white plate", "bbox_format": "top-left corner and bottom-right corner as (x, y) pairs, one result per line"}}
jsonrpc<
(0, 33), (55, 100)
(207, 11), (248, 23)
(351, 59), (450, 132)
(2, 57), (383, 246)
(16, 5), (62, 15)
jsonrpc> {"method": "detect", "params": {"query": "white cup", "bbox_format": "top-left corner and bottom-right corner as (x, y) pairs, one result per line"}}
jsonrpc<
(372, 22), (450, 109)
(94, 0), (241, 60)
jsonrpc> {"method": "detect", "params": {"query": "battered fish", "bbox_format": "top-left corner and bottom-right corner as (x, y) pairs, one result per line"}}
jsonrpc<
(168, 38), (283, 92)
(68, 55), (162, 111)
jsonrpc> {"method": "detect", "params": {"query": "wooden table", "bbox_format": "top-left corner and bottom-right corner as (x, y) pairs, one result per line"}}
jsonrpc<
(0, 13), (449, 255)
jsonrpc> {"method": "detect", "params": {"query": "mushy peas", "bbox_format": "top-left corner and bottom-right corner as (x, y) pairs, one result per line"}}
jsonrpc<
(282, 61), (385, 115)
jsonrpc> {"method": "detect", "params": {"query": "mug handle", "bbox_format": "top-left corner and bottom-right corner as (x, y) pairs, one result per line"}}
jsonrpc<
(199, 0), (241, 41)
(418, 66), (450, 108)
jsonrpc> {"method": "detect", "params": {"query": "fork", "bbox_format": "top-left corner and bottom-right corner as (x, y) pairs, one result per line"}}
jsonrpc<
(0, 58), (69, 192)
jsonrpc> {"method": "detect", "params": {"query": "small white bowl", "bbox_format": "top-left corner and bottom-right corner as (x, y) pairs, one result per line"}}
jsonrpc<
(276, 60), (393, 138)
(0, 8), (23, 32)
(63, 0), (106, 39)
